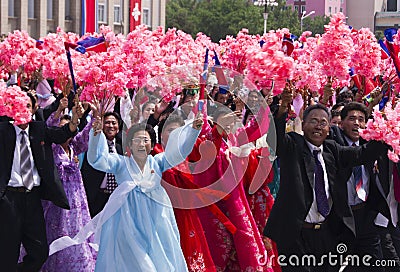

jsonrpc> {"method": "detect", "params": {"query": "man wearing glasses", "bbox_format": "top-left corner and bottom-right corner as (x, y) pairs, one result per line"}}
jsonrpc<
(264, 89), (387, 272)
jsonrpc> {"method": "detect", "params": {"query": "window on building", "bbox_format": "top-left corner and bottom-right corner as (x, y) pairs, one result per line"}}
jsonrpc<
(335, 7), (337, 13)
(47, 0), (53, 19)
(28, 0), (35, 18)
(294, 5), (299, 12)
(387, 0), (397, 11)
(340, 7), (343, 12)
(341, 0), (344, 3)
(65, 0), (72, 20)
(114, 5), (121, 23)
(301, 5), (306, 13)
(98, 4), (106, 22)
(8, 0), (14, 16)
(143, 9), (150, 26)
(328, 6), (332, 14)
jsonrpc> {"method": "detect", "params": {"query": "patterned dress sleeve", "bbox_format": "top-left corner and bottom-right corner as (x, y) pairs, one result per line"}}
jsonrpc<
(46, 112), (60, 127)
(71, 116), (94, 155)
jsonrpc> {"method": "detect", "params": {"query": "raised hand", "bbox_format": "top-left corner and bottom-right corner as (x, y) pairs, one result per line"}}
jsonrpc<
(192, 112), (204, 130)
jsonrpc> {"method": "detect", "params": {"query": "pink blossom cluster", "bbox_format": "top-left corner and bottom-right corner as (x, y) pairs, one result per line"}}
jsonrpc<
(0, 30), (37, 76)
(218, 29), (261, 74)
(360, 104), (400, 162)
(0, 84), (32, 125)
(246, 30), (295, 95)
(293, 33), (325, 94)
(313, 13), (354, 88)
(351, 28), (382, 79)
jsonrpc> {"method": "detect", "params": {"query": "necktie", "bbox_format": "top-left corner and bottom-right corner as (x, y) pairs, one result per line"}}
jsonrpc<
(393, 163), (400, 202)
(105, 141), (118, 194)
(20, 131), (34, 190)
(312, 149), (330, 217)
(352, 143), (366, 201)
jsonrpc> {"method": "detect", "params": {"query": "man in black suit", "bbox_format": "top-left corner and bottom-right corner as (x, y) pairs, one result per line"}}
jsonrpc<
(81, 111), (123, 217)
(263, 89), (387, 272)
(0, 94), (82, 272)
(329, 102), (385, 271)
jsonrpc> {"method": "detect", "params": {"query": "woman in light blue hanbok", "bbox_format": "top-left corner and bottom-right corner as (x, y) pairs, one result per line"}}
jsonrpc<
(86, 115), (203, 272)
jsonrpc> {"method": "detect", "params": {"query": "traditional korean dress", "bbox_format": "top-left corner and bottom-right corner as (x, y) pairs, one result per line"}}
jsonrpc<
(84, 123), (200, 272)
(189, 105), (273, 271)
(41, 113), (96, 272)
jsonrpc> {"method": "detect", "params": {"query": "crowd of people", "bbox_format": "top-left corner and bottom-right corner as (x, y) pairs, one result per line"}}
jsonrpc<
(1, 69), (400, 272)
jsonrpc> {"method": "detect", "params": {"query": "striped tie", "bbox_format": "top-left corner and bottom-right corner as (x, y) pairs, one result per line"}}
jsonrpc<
(20, 131), (34, 190)
(352, 143), (366, 201)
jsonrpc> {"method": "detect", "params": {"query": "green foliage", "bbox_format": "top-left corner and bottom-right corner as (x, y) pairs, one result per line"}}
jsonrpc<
(166, 0), (328, 41)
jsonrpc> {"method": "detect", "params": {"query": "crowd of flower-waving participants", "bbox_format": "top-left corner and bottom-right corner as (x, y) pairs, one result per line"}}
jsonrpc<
(2, 12), (400, 272)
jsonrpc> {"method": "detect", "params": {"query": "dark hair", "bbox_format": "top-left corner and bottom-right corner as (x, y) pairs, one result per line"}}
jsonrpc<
(331, 102), (345, 112)
(331, 102), (345, 117)
(337, 90), (354, 104)
(26, 91), (37, 110)
(303, 104), (331, 122)
(126, 123), (156, 148)
(60, 114), (72, 122)
(340, 102), (368, 122)
(103, 111), (122, 128)
(157, 114), (185, 143)
(141, 101), (155, 114)
(243, 108), (254, 125)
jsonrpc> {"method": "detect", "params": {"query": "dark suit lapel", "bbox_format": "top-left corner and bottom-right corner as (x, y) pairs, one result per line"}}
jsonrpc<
(116, 143), (123, 155)
(302, 140), (315, 188)
(322, 144), (336, 194)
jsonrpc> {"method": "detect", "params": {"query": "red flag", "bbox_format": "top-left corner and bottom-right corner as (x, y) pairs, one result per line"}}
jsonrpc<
(130, 0), (142, 32)
(82, 0), (96, 34)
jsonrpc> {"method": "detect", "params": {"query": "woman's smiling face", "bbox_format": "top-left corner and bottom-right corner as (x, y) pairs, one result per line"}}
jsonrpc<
(129, 130), (152, 162)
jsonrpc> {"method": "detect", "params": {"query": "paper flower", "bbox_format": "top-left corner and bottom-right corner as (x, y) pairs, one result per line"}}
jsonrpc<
(0, 84), (32, 125)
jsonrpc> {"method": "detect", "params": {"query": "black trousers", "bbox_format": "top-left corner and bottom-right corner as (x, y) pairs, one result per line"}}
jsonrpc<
(88, 190), (111, 218)
(343, 206), (384, 272)
(278, 223), (339, 272)
(0, 188), (48, 272)
(378, 224), (400, 272)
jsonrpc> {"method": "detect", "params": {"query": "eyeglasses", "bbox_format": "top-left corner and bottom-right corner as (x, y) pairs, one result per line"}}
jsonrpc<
(306, 119), (329, 128)
(131, 137), (150, 144)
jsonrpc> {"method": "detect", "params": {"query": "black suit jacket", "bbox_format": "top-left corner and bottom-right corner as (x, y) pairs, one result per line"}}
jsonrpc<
(0, 121), (77, 209)
(263, 114), (387, 252)
(329, 126), (391, 222)
(81, 141), (123, 204)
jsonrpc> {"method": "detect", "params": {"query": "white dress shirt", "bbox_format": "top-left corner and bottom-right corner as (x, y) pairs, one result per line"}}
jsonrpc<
(8, 125), (41, 187)
(305, 140), (332, 223)
(344, 137), (369, 205)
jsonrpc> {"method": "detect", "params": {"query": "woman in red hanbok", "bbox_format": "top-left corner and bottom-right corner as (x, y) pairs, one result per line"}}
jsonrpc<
(151, 114), (233, 272)
(189, 99), (273, 272)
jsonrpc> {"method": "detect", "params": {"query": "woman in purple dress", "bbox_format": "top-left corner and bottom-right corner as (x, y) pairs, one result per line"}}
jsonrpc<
(41, 99), (97, 272)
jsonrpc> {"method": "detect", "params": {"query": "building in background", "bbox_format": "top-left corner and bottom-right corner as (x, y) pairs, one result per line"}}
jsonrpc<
(285, 0), (346, 18)
(347, 0), (400, 32)
(0, 0), (165, 39)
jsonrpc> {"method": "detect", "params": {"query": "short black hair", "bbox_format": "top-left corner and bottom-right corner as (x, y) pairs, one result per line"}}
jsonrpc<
(303, 104), (330, 122)
(126, 123), (156, 148)
(340, 102), (368, 122)
(26, 91), (37, 110)
(60, 114), (72, 122)
(331, 102), (345, 112)
(103, 111), (122, 127)
(337, 90), (354, 104)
